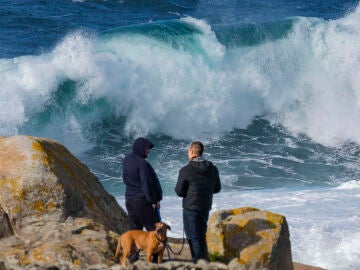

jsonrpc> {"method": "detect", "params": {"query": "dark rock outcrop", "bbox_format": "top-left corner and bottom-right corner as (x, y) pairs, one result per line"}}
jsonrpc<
(0, 205), (14, 238)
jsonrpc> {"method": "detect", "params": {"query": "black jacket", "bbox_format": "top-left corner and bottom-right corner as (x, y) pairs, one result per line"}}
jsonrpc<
(123, 137), (162, 204)
(175, 159), (221, 213)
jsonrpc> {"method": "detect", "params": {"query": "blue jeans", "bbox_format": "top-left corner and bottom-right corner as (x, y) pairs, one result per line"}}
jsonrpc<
(183, 208), (209, 263)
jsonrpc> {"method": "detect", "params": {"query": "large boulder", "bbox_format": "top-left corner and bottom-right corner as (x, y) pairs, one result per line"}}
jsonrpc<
(207, 207), (293, 270)
(0, 135), (129, 268)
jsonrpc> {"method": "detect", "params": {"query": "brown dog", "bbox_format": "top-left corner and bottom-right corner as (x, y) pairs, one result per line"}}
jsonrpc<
(114, 222), (171, 265)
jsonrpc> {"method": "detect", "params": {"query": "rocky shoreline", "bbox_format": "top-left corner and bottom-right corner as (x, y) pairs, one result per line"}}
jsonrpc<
(0, 136), (325, 270)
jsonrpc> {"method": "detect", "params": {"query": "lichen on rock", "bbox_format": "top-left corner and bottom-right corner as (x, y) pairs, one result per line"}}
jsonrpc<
(0, 135), (129, 269)
(207, 207), (293, 270)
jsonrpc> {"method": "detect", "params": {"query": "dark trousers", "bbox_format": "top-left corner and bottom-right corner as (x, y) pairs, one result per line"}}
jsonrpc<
(125, 197), (159, 263)
(183, 208), (209, 263)
(125, 197), (158, 231)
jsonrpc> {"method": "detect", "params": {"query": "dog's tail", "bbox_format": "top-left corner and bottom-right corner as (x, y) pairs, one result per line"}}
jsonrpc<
(114, 237), (122, 261)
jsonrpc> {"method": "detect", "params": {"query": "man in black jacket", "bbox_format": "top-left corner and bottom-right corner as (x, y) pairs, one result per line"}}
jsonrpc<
(175, 141), (221, 263)
(123, 137), (163, 231)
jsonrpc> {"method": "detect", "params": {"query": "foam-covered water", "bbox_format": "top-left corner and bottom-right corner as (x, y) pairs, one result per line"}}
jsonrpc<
(1, 1), (360, 269)
(2, 11), (360, 146)
(126, 180), (359, 270)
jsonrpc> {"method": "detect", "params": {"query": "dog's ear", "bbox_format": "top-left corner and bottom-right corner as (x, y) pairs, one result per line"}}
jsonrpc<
(166, 224), (171, 230)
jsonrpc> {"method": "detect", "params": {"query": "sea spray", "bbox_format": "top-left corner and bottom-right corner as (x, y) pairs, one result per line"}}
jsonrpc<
(2, 12), (360, 148)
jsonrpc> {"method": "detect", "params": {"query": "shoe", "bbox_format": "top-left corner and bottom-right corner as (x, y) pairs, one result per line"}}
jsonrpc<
(151, 253), (158, 263)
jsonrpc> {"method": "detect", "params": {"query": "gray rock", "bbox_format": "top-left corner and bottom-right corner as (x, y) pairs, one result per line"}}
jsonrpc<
(207, 207), (293, 270)
(0, 136), (129, 269)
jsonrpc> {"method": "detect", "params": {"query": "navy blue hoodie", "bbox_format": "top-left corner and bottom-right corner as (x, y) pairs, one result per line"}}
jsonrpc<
(123, 137), (163, 204)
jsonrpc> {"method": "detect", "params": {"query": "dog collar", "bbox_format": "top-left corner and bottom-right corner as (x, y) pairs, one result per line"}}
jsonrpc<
(155, 232), (167, 243)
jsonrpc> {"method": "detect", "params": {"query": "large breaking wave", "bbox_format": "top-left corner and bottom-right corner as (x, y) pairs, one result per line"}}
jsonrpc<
(1, 5), (360, 151)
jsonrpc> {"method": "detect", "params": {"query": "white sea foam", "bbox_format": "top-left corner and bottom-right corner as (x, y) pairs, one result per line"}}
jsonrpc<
(1, 6), (360, 150)
(117, 183), (360, 270)
(337, 180), (360, 190)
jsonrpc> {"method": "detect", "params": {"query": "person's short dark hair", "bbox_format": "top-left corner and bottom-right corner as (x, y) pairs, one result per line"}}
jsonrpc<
(190, 141), (204, 156)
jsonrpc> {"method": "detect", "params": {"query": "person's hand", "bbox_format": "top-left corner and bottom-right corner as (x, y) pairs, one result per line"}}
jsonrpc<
(152, 202), (160, 209)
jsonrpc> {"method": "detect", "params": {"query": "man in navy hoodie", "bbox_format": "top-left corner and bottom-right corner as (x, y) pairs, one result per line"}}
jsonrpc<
(123, 137), (163, 231)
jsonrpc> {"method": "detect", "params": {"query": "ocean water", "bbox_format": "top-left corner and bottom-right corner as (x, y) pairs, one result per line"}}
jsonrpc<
(1, 1), (360, 269)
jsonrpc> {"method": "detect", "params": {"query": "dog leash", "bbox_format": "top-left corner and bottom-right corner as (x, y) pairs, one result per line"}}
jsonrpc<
(155, 208), (186, 260)
(165, 229), (186, 256)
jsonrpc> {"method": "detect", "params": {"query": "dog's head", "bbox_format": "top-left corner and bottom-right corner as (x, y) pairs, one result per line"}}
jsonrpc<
(154, 222), (171, 242)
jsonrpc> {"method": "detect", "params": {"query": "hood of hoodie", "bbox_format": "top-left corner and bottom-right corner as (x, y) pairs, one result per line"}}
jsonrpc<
(189, 159), (213, 175)
(132, 137), (154, 158)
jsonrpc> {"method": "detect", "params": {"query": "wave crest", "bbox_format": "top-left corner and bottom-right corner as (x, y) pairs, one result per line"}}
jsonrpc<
(1, 9), (360, 150)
